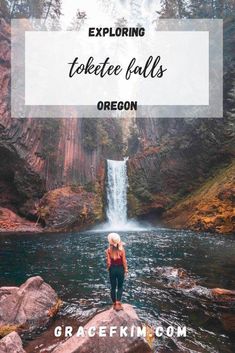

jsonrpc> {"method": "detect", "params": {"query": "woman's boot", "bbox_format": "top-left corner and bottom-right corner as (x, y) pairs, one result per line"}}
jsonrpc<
(115, 301), (123, 311)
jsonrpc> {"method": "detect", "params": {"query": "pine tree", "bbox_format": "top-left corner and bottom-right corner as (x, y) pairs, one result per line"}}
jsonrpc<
(0, 0), (10, 17)
(115, 17), (128, 28)
(67, 9), (87, 31)
(1, 0), (62, 22)
(160, 0), (188, 18)
(43, 0), (62, 29)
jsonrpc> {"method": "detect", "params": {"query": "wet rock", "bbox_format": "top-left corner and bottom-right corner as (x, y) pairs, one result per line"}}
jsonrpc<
(211, 288), (235, 303)
(155, 267), (235, 302)
(155, 267), (197, 289)
(211, 288), (235, 297)
(0, 332), (26, 353)
(219, 313), (235, 333)
(52, 304), (153, 353)
(38, 186), (103, 231)
(0, 207), (42, 232)
(0, 276), (61, 336)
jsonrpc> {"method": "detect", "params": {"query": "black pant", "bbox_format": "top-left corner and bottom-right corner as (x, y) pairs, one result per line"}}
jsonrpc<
(109, 265), (125, 302)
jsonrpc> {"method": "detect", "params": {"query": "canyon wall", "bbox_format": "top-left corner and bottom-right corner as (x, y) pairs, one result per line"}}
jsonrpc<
(125, 18), (235, 233)
(0, 18), (123, 224)
(0, 16), (234, 233)
(126, 118), (235, 233)
(127, 116), (234, 212)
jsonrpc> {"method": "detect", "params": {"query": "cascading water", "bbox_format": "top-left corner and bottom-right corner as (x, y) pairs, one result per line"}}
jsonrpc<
(102, 158), (149, 231)
(106, 158), (128, 228)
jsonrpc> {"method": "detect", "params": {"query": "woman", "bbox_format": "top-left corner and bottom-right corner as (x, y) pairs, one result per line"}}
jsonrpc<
(106, 233), (128, 311)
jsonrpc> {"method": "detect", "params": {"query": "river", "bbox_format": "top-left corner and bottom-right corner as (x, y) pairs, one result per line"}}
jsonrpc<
(0, 228), (234, 353)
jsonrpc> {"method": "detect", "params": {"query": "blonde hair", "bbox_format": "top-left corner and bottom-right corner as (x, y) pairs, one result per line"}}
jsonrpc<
(107, 233), (124, 260)
(109, 243), (124, 260)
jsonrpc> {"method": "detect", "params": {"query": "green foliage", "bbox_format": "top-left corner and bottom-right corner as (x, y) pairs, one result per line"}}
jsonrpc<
(130, 172), (154, 202)
(128, 125), (139, 155)
(135, 187), (154, 202)
(127, 192), (141, 216)
(70, 183), (81, 193)
(159, 0), (235, 19)
(2, 0), (43, 18)
(0, 0), (9, 17)
(81, 119), (99, 152)
(81, 118), (124, 156)
(83, 181), (95, 193)
(160, 0), (189, 18)
(67, 9), (87, 31)
(115, 17), (128, 28)
(1, 0), (62, 22)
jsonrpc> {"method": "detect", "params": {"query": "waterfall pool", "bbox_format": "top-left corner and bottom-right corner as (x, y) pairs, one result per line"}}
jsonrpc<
(0, 228), (234, 353)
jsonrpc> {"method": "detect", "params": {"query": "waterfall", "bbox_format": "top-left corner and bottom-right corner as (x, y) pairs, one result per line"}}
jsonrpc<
(92, 158), (148, 232)
(106, 158), (128, 227)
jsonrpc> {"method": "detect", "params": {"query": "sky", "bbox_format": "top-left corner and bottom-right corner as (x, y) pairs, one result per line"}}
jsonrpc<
(61, 0), (161, 29)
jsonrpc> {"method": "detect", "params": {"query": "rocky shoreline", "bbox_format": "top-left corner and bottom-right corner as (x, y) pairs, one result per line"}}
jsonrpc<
(1, 273), (234, 353)
(0, 207), (42, 233)
(0, 277), (153, 353)
(0, 276), (61, 338)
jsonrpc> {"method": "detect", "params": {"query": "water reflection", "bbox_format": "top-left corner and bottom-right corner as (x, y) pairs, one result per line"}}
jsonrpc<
(0, 229), (235, 352)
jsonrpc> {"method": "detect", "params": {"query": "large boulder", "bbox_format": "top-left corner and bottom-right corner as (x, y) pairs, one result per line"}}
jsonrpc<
(0, 332), (25, 353)
(38, 186), (103, 231)
(0, 276), (61, 336)
(52, 304), (153, 353)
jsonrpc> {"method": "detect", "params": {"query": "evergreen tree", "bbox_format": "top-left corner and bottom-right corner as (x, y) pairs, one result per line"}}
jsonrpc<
(188, 0), (235, 18)
(67, 9), (87, 31)
(43, 0), (62, 29)
(0, 0), (62, 22)
(160, 0), (188, 18)
(0, 0), (10, 17)
(115, 17), (128, 28)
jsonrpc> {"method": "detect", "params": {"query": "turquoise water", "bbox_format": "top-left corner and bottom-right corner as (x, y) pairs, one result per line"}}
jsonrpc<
(0, 228), (235, 352)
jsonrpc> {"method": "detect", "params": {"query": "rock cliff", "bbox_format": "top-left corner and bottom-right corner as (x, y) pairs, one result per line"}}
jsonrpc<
(0, 16), (234, 234)
(125, 18), (235, 233)
(127, 117), (235, 233)
(0, 18), (122, 230)
(163, 162), (235, 233)
(38, 185), (104, 231)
